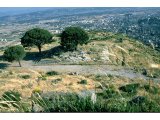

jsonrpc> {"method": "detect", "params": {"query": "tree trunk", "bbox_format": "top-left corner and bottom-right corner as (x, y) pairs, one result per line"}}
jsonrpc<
(18, 60), (22, 67)
(121, 51), (126, 66)
(38, 46), (42, 54)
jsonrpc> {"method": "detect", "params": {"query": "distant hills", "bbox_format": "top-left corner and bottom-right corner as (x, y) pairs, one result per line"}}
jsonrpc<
(0, 7), (160, 23)
(0, 7), (160, 49)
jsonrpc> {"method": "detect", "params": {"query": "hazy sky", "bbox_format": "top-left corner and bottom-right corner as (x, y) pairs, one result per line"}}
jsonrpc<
(0, 7), (52, 17)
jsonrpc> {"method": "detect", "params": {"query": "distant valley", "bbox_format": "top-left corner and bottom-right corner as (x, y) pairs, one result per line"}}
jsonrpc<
(0, 7), (160, 50)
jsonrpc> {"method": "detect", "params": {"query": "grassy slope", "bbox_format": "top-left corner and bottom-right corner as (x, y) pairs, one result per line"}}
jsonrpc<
(0, 31), (160, 112)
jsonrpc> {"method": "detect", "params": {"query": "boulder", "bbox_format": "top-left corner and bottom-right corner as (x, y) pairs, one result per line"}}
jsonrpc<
(32, 103), (44, 112)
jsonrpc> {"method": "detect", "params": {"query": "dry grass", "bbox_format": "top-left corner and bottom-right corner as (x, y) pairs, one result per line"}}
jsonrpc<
(0, 31), (160, 99)
(0, 67), (95, 98)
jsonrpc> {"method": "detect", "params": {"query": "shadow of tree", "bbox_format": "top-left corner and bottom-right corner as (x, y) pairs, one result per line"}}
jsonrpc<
(0, 63), (9, 69)
(24, 46), (65, 62)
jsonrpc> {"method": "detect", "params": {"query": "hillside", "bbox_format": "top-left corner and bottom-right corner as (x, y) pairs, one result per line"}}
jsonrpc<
(0, 31), (160, 112)
(8, 31), (159, 78)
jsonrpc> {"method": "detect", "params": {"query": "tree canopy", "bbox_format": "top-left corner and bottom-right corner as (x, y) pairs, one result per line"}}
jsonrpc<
(21, 28), (53, 53)
(60, 27), (89, 51)
(3, 45), (26, 67)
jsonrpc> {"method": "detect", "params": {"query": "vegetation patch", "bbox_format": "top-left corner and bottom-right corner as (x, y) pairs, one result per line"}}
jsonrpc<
(46, 71), (59, 76)
(0, 90), (21, 108)
(143, 84), (159, 94)
(119, 83), (140, 93)
(97, 86), (119, 99)
(32, 87), (42, 94)
(78, 79), (87, 85)
(51, 78), (62, 84)
(38, 75), (47, 81)
(20, 74), (31, 79)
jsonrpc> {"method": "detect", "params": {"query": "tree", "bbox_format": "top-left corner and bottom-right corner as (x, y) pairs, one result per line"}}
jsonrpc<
(21, 28), (53, 53)
(60, 27), (89, 51)
(3, 45), (26, 67)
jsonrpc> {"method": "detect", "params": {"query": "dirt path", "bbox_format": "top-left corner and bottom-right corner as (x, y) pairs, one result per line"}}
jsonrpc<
(7, 60), (160, 82)
(20, 62), (147, 79)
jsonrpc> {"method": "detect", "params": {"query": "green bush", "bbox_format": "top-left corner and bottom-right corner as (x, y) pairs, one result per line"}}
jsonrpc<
(46, 71), (59, 76)
(143, 85), (159, 94)
(20, 74), (31, 79)
(51, 78), (62, 84)
(78, 79), (87, 85)
(127, 96), (160, 112)
(105, 98), (127, 112)
(119, 83), (140, 93)
(94, 75), (107, 81)
(98, 86), (119, 99)
(38, 75), (47, 80)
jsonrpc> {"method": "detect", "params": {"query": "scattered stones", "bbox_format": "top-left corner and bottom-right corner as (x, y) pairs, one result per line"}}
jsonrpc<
(100, 47), (110, 62)
(51, 50), (92, 63)
(68, 72), (79, 75)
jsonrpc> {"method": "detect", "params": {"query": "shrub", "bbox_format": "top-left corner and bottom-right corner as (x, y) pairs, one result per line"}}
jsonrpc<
(20, 74), (31, 79)
(141, 68), (148, 76)
(129, 96), (146, 105)
(127, 96), (160, 112)
(105, 98), (127, 112)
(119, 83), (140, 93)
(32, 87), (42, 94)
(78, 79), (87, 85)
(143, 85), (159, 94)
(46, 71), (59, 76)
(51, 78), (62, 84)
(38, 75), (47, 81)
(94, 75), (106, 81)
(98, 86), (119, 99)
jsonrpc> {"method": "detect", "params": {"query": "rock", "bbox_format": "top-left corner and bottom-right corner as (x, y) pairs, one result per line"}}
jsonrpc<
(81, 54), (91, 61)
(78, 90), (95, 98)
(101, 47), (110, 62)
(91, 92), (97, 104)
(32, 103), (44, 112)
(87, 51), (92, 54)
(80, 51), (85, 55)
(68, 72), (79, 75)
